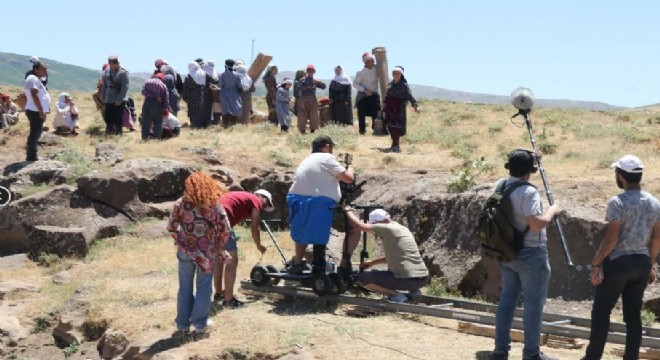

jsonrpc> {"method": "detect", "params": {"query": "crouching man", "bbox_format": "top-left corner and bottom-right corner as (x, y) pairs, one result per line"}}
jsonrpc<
(343, 207), (429, 303)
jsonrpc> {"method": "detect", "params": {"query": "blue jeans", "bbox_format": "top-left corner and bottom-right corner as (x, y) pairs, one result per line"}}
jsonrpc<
(176, 249), (214, 331)
(494, 246), (551, 359)
(224, 229), (237, 251)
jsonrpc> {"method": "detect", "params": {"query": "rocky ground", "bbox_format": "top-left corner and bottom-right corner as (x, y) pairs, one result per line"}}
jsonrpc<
(0, 133), (657, 359)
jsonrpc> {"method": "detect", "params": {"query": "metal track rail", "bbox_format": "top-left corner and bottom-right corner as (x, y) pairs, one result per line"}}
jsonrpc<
(240, 281), (660, 348)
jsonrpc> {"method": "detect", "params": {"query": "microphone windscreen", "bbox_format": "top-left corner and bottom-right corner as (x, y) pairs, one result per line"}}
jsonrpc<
(511, 87), (535, 111)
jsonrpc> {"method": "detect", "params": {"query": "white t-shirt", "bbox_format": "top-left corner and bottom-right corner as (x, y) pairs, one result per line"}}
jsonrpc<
(23, 75), (50, 113)
(289, 152), (346, 202)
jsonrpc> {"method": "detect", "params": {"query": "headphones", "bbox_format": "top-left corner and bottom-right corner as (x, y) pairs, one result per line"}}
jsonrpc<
(505, 149), (538, 174)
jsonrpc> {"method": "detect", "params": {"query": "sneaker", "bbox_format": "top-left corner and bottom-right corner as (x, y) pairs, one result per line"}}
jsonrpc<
(172, 330), (189, 343)
(221, 297), (244, 309)
(191, 330), (209, 341)
(526, 353), (556, 360)
(387, 293), (409, 303)
(407, 289), (423, 304)
(490, 352), (508, 360)
(287, 262), (310, 275)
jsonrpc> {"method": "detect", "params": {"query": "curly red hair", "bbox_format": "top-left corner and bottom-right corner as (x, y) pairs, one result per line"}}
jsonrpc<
(183, 172), (227, 208)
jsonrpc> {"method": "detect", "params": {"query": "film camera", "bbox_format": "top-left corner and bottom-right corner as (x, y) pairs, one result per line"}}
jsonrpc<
(336, 153), (364, 205)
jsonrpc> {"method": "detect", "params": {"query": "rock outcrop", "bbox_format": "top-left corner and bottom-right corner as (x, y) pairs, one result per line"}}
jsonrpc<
(0, 185), (130, 256)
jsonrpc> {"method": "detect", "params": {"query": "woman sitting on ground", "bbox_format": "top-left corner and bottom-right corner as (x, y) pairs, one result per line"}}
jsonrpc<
(167, 172), (232, 340)
(52, 92), (80, 135)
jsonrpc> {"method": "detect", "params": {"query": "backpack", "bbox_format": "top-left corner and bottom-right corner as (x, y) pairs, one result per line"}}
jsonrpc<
(477, 179), (532, 261)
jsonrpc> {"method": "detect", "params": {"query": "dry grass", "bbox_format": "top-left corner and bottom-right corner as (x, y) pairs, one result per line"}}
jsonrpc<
(3, 86), (658, 359)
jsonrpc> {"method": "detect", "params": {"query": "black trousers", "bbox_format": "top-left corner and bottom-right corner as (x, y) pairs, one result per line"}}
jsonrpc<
(356, 94), (380, 135)
(25, 110), (44, 161)
(584, 254), (651, 360)
(104, 102), (123, 135)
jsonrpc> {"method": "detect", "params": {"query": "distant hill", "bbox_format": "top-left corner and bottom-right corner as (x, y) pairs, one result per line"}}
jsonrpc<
(0, 51), (624, 111)
(0, 52), (150, 95)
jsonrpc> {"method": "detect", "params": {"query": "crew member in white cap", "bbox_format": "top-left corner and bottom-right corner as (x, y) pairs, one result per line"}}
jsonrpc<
(583, 155), (660, 360)
(343, 207), (429, 303)
(214, 189), (275, 308)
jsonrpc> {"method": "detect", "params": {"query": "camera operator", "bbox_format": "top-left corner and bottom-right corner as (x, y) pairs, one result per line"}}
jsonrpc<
(343, 207), (428, 303)
(286, 135), (355, 274)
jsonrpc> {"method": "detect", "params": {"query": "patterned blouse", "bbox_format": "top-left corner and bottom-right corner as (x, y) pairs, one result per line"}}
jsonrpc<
(167, 197), (231, 273)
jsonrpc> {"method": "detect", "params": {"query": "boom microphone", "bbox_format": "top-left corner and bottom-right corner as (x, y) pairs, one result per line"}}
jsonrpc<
(511, 87), (535, 112)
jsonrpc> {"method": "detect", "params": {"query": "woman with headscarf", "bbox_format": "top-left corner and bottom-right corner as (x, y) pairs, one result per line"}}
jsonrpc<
(204, 60), (221, 125)
(167, 172), (232, 340)
(292, 70), (306, 116)
(262, 65), (278, 124)
(329, 65), (353, 125)
(276, 78), (294, 132)
(382, 66), (419, 153)
(52, 92), (80, 135)
(182, 62), (208, 128)
(218, 59), (243, 128)
(160, 65), (181, 116)
(235, 64), (256, 125)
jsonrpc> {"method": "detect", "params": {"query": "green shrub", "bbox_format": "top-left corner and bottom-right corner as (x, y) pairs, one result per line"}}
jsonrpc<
(488, 124), (502, 135)
(424, 277), (448, 297)
(54, 143), (108, 181)
(642, 309), (657, 326)
(36, 252), (61, 267)
(537, 142), (558, 155)
(447, 157), (492, 193)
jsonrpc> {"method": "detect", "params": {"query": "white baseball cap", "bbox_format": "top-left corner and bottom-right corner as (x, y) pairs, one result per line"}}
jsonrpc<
(368, 209), (391, 224)
(611, 155), (644, 173)
(254, 189), (274, 211)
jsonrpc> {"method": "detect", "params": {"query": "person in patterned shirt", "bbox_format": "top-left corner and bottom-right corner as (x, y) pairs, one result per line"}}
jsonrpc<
(168, 172), (232, 339)
(583, 155), (660, 360)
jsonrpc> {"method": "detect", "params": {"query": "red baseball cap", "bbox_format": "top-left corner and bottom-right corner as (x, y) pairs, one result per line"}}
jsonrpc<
(306, 64), (315, 71)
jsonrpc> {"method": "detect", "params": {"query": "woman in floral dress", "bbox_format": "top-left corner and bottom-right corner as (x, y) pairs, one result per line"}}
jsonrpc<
(168, 172), (232, 339)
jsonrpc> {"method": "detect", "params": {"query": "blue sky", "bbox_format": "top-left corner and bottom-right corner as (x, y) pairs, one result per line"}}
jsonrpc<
(7, 0), (660, 107)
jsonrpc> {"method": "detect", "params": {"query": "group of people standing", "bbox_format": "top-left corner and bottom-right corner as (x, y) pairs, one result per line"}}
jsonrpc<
(490, 150), (660, 360)
(263, 52), (420, 153)
(181, 58), (255, 130)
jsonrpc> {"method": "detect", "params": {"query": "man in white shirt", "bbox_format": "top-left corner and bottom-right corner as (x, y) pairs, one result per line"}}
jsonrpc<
(286, 135), (355, 274)
(354, 53), (380, 135)
(23, 62), (50, 161)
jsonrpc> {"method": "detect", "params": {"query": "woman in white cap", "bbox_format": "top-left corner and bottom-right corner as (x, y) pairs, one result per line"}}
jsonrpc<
(382, 66), (419, 153)
(52, 92), (79, 135)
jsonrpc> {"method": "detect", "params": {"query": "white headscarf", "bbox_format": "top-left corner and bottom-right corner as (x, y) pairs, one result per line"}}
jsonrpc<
(235, 64), (252, 92)
(204, 60), (218, 81)
(160, 65), (174, 76)
(57, 92), (70, 109)
(188, 62), (206, 85)
(333, 66), (352, 86)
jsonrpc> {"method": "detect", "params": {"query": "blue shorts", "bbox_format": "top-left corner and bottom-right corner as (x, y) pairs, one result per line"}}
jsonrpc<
(225, 229), (237, 252)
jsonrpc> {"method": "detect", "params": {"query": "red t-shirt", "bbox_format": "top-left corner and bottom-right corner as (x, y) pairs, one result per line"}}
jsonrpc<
(221, 191), (263, 227)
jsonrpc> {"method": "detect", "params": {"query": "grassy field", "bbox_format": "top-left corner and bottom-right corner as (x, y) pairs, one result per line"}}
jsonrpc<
(1, 86), (658, 359)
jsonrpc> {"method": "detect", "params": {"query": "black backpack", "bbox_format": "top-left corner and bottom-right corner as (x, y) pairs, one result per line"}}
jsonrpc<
(477, 179), (532, 261)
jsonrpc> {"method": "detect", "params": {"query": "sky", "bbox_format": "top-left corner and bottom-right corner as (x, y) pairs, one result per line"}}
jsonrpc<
(6, 0), (660, 107)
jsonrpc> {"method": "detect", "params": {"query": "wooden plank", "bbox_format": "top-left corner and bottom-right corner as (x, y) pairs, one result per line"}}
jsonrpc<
(248, 53), (273, 83)
(457, 322), (547, 345)
(611, 347), (660, 360)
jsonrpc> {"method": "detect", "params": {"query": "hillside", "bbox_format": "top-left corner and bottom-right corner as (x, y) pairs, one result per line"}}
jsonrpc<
(0, 52), (150, 94)
(0, 51), (625, 111)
